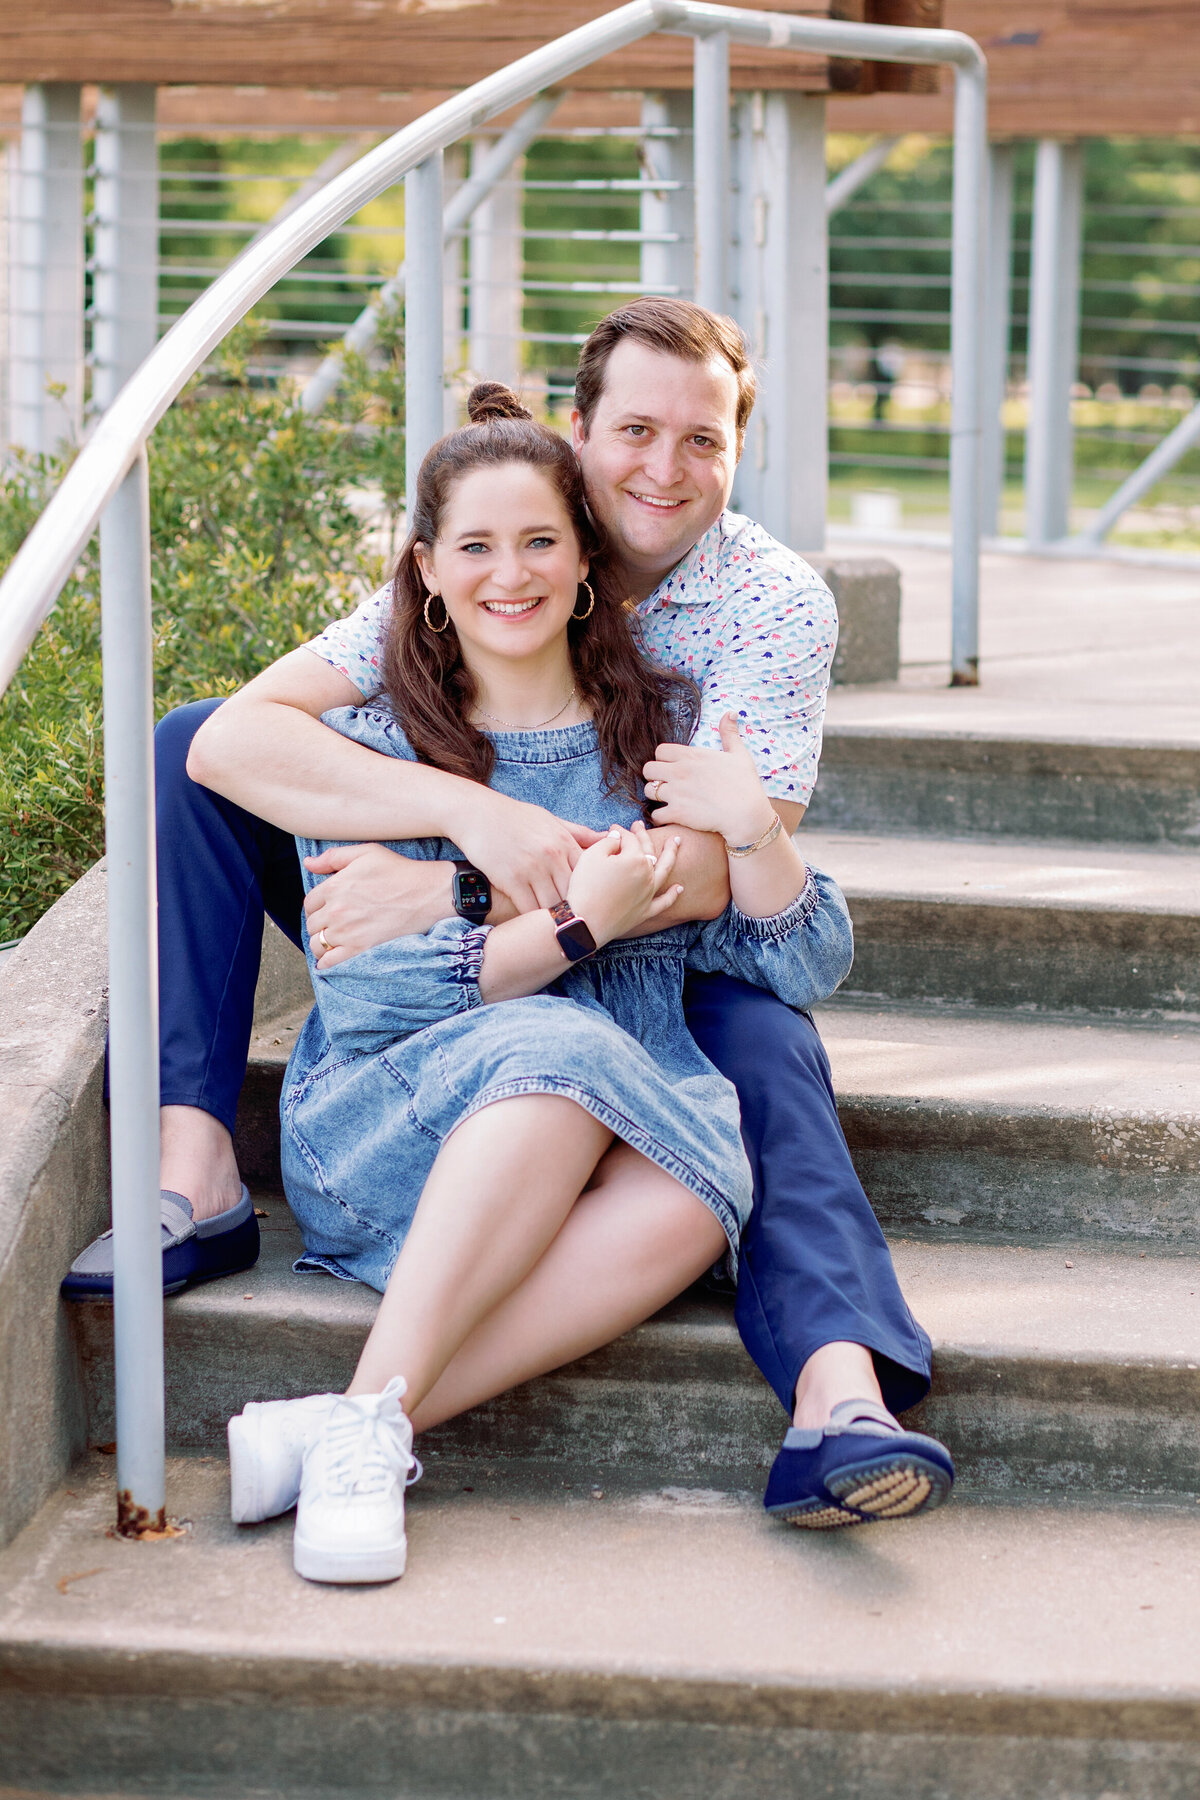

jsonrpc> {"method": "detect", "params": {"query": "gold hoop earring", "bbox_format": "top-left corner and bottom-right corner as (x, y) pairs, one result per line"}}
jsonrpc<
(572, 580), (595, 623)
(423, 593), (449, 634)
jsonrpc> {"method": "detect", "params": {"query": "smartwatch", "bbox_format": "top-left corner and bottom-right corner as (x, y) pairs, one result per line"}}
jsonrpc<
(550, 900), (598, 964)
(452, 860), (492, 925)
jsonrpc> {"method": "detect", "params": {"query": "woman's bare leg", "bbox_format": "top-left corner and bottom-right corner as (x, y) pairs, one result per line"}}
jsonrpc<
(408, 1140), (727, 1433)
(347, 1095), (613, 1407)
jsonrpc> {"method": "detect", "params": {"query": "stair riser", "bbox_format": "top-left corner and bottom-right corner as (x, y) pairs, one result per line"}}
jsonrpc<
(3, 1668), (1200, 1800)
(233, 1078), (1200, 1243)
(843, 1098), (1200, 1241)
(74, 1309), (1200, 1497)
(842, 898), (1200, 1017)
(808, 736), (1200, 845)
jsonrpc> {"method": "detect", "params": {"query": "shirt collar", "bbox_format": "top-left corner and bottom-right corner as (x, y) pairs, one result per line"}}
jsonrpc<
(636, 512), (728, 613)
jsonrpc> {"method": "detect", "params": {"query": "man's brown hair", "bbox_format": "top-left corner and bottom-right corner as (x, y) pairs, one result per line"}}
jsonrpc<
(574, 296), (756, 453)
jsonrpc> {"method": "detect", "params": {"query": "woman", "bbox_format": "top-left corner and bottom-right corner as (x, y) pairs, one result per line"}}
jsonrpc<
(227, 385), (854, 1584)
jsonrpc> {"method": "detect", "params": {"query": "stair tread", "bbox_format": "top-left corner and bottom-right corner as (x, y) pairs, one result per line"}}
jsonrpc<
(814, 1002), (1200, 1117)
(182, 1218), (1200, 1375)
(824, 688), (1200, 749)
(253, 1000), (1200, 1124)
(799, 829), (1200, 914)
(2, 1452), (1198, 1717)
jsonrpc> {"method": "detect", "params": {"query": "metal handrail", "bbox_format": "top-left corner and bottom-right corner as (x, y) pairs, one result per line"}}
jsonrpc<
(0, 1), (986, 1531)
(0, 3), (985, 692)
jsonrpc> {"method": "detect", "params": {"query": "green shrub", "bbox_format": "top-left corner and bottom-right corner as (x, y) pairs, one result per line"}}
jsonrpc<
(0, 320), (404, 940)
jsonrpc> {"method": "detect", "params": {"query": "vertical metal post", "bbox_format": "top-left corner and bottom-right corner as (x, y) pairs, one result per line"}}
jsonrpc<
(91, 85), (159, 414)
(10, 83), (84, 454)
(980, 141), (1015, 538)
(99, 448), (165, 1535)
(0, 136), (9, 445)
(762, 93), (828, 550)
(640, 91), (692, 297)
(948, 62), (988, 685)
(1025, 139), (1084, 548)
(467, 137), (523, 390)
(443, 143), (467, 429)
(693, 30), (730, 315)
(405, 151), (445, 509)
(730, 91), (828, 550)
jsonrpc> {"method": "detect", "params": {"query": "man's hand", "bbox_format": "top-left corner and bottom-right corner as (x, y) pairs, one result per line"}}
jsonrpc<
(642, 714), (777, 846)
(303, 845), (455, 969)
(450, 792), (605, 913)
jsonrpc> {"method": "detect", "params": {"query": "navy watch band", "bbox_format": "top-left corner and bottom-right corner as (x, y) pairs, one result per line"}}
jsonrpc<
(550, 900), (597, 964)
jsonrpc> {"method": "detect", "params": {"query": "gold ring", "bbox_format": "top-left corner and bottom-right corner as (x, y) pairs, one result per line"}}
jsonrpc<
(649, 779), (663, 801)
(318, 927), (332, 953)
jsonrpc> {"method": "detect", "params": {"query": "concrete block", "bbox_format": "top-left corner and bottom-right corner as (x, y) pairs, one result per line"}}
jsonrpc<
(805, 554), (900, 686)
(0, 862), (110, 1551)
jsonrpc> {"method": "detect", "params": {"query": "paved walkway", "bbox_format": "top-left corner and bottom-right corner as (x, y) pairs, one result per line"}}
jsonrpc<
(826, 540), (1200, 744)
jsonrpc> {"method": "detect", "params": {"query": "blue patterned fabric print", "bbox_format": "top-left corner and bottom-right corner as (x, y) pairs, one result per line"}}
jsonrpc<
(303, 510), (837, 807)
(281, 706), (854, 1293)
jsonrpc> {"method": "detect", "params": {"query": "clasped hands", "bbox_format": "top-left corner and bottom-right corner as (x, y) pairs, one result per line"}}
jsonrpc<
(304, 714), (766, 969)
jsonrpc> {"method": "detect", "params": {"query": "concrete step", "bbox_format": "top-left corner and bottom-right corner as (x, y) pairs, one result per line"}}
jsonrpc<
(805, 724), (1200, 845)
(233, 1005), (1200, 1243)
(71, 1220), (1200, 1500)
(818, 1003), (1200, 1243)
(799, 829), (1200, 1018)
(2, 1454), (1199, 1800)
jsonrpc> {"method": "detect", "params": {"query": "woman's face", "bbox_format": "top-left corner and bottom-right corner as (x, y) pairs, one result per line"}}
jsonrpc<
(415, 462), (589, 669)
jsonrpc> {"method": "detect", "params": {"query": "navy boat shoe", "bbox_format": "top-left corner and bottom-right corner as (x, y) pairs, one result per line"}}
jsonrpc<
(60, 1185), (260, 1301)
(764, 1397), (955, 1530)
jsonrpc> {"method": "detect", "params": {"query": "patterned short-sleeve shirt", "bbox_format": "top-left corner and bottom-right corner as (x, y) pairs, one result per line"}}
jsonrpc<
(304, 509), (838, 805)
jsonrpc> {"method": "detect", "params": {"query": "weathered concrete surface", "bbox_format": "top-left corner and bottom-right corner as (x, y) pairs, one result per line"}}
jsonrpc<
(819, 1003), (1200, 1241)
(807, 728), (1200, 845)
(235, 1002), (1200, 1241)
(825, 536), (1200, 739)
(254, 914), (308, 1023)
(71, 1221), (1200, 1495)
(0, 864), (110, 1552)
(806, 554), (901, 686)
(799, 830), (1200, 1016)
(1, 1454), (1199, 1799)
(0, 876), (307, 1554)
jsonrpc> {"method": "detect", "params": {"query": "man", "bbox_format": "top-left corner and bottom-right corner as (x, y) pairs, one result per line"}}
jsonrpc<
(65, 297), (952, 1528)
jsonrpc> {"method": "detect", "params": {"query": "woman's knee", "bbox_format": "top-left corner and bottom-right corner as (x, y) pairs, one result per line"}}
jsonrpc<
(593, 1143), (726, 1261)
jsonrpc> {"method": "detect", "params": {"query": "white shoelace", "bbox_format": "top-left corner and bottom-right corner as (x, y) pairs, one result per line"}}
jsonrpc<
(318, 1381), (415, 1500)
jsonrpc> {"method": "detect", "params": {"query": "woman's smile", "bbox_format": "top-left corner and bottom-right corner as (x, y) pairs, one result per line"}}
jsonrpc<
(479, 596), (547, 617)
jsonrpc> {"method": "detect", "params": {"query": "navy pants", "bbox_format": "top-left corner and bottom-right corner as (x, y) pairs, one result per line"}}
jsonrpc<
(156, 699), (932, 1418)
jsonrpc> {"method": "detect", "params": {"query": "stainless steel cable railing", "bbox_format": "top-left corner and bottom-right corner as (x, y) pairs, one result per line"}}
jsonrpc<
(0, 0), (987, 1532)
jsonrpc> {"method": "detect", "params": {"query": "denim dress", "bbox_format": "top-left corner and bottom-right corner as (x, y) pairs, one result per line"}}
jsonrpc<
(281, 705), (854, 1290)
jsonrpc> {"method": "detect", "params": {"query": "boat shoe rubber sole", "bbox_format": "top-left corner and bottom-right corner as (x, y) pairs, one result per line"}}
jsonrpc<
(763, 1397), (955, 1530)
(60, 1185), (260, 1301)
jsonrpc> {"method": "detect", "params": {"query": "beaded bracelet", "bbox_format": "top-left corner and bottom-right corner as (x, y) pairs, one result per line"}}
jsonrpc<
(724, 813), (783, 858)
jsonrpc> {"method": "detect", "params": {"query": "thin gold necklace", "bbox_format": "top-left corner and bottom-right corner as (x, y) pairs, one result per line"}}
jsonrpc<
(475, 688), (577, 730)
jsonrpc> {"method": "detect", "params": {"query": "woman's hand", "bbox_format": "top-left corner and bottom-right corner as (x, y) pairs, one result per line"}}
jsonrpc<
(642, 713), (777, 847)
(566, 821), (682, 946)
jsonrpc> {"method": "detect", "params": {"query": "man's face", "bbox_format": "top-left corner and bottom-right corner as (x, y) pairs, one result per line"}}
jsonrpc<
(572, 339), (740, 590)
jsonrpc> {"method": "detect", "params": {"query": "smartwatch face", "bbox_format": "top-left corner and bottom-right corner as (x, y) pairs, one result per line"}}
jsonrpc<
(453, 868), (491, 920)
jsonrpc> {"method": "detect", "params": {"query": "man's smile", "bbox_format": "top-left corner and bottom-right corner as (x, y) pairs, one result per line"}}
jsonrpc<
(626, 490), (689, 512)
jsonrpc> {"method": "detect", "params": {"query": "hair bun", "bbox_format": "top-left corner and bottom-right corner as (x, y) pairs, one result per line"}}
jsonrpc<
(467, 381), (533, 424)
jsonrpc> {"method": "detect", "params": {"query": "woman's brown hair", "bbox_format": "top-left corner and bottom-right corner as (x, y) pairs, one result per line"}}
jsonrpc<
(381, 381), (698, 804)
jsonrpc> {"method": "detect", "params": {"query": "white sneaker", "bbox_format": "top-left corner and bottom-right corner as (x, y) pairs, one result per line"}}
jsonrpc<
(292, 1377), (415, 1584)
(228, 1392), (339, 1524)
